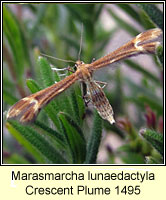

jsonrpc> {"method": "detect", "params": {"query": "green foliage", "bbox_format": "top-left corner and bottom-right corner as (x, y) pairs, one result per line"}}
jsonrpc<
(6, 120), (67, 163)
(156, 45), (163, 65)
(120, 152), (145, 164)
(138, 95), (163, 116)
(3, 3), (163, 164)
(3, 6), (25, 80)
(140, 129), (163, 156)
(59, 112), (86, 163)
(117, 4), (141, 24)
(124, 60), (160, 85)
(107, 7), (139, 36)
(137, 4), (163, 30)
(85, 112), (102, 164)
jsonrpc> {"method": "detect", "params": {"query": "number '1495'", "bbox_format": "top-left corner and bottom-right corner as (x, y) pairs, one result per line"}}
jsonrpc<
(115, 185), (141, 195)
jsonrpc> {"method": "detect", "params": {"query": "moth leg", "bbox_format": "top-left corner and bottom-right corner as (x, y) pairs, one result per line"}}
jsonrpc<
(50, 64), (75, 73)
(51, 65), (75, 79)
(79, 81), (91, 107)
(83, 94), (91, 107)
(94, 80), (108, 89)
(91, 58), (96, 63)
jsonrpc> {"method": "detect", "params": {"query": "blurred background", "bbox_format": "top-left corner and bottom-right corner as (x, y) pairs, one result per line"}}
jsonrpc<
(3, 3), (163, 164)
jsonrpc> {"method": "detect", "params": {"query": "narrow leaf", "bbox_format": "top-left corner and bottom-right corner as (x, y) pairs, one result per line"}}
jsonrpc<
(140, 128), (163, 156)
(156, 45), (163, 65)
(3, 6), (25, 80)
(137, 4), (163, 30)
(59, 112), (86, 163)
(38, 56), (54, 87)
(117, 4), (141, 25)
(3, 89), (18, 105)
(85, 111), (102, 164)
(107, 8), (139, 36)
(6, 120), (67, 163)
(138, 95), (163, 116)
(145, 156), (161, 164)
(4, 153), (30, 164)
(34, 120), (65, 144)
(120, 152), (145, 164)
(124, 59), (160, 85)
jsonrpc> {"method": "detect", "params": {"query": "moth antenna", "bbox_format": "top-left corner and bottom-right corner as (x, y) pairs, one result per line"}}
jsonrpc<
(78, 23), (84, 61)
(40, 53), (75, 64)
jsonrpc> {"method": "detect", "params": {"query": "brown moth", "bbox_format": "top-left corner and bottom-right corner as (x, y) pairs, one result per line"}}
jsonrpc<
(7, 28), (162, 124)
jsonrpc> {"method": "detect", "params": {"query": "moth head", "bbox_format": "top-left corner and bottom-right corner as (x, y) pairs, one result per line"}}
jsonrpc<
(75, 60), (84, 67)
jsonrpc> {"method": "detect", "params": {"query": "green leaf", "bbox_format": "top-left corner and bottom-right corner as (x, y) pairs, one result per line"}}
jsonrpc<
(156, 45), (163, 66)
(138, 95), (163, 116)
(6, 120), (67, 163)
(125, 78), (162, 103)
(34, 120), (65, 144)
(120, 152), (145, 164)
(107, 8), (139, 36)
(69, 83), (85, 126)
(37, 56), (54, 87)
(145, 156), (161, 164)
(30, 4), (47, 37)
(59, 112), (86, 163)
(64, 4), (84, 22)
(33, 120), (67, 155)
(117, 4), (141, 25)
(137, 4), (163, 30)
(93, 4), (104, 21)
(26, 79), (41, 93)
(140, 128), (163, 156)
(3, 89), (18, 105)
(117, 144), (133, 153)
(124, 59), (160, 85)
(73, 84), (85, 123)
(112, 68), (124, 114)
(69, 89), (81, 125)
(94, 28), (117, 57)
(3, 6), (25, 81)
(60, 35), (79, 51)
(4, 153), (30, 164)
(85, 111), (102, 164)
(139, 9), (156, 29)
